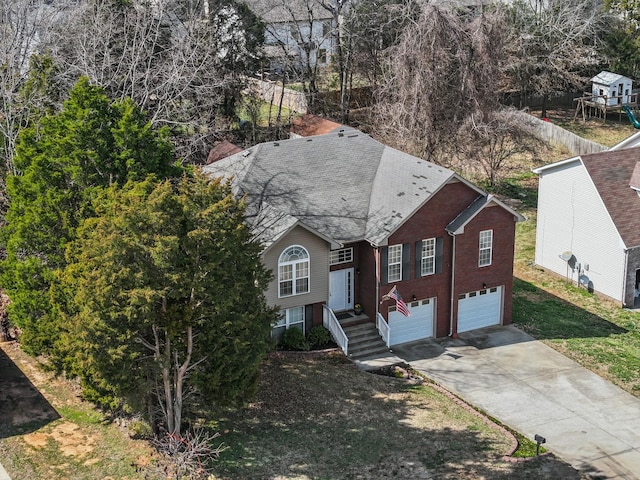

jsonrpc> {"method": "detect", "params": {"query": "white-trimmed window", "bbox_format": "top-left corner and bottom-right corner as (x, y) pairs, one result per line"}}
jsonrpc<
(272, 306), (305, 339)
(279, 245), (310, 297)
(479, 230), (493, 267)
(388, 244), (402, 282)
(322, 21), (331, 37)
(421, 238), (436, 276)
(330, 247), (353, 265)
(318, 48), (327, 64)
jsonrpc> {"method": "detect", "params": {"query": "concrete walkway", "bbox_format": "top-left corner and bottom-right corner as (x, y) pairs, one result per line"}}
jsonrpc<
(0, 462), (10, 480)
(357, 325), (640, 479)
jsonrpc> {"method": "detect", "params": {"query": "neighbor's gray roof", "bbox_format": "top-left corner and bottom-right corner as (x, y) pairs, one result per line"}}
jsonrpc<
(202, 131), (459, 247)
(581, 147), (640, 248)
(242, 0), (333, 23)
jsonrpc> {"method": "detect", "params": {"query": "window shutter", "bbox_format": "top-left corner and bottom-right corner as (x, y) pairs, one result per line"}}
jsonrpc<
(402, 243), (411, 281)
(435, 237), (444, 274)
(305, 304), (313, 333)
(415, 240), (423, 278)
(381, 247), (388, 285)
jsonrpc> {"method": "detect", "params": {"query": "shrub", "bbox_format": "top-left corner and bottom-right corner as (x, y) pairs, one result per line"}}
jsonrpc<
(281, 327), (310, 351)
(307, 325), (331, 348)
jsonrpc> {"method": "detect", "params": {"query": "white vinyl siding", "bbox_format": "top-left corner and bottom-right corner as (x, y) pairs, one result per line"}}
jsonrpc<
(535, 163), (626, 302)
(421, 238), (436, 276)
(388, 244), (402, 282)
(263, 226), (329, 309)
(479, 230), (493, 267)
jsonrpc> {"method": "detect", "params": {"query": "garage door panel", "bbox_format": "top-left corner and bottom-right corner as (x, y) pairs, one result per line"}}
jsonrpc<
(389, 299), (434, 346)
(458, 287), (502, 333)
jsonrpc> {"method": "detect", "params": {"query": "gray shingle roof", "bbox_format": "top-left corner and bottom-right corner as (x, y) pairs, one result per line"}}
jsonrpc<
(202, 131), (459, 247)
(581, 148), (640, 248)
(446, 195), (487, 234)
(591, 71), (630, 85)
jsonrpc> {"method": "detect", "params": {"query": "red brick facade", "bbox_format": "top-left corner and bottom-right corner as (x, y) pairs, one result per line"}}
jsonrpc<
(345, 181), (518, 338)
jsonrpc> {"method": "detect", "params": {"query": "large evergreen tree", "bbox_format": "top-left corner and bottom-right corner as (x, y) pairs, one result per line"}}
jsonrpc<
(58, 174), (276, 434)
(1, 78), (181, 354)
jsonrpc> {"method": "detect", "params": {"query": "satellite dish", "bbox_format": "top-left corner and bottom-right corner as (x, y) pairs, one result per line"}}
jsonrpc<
(560, 251), (573, 261)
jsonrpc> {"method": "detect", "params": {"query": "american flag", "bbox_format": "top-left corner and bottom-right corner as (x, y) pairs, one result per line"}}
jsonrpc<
(383, 286), (411, 317)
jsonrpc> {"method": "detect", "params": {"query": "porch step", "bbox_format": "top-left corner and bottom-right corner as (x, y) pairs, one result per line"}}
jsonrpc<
(338, 312), (370, 328)
(343, 322), (390, 359)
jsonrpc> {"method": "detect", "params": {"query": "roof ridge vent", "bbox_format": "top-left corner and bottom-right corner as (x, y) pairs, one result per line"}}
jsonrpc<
(273, 142), (279, 146)
(347, 134), (358, 138)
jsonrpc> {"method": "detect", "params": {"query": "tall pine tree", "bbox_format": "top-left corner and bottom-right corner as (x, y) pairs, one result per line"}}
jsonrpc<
(1, 77), (181, 354)
(58, 174), (277, 434)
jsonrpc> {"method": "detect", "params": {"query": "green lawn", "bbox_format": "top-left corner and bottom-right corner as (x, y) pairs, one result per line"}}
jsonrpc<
(210, 353), (579, 480)
(237, 100), (296, 127)
(499, 120), (640, 396)
(512, 202), (640, 394)
(0, 342), (155, 480)
(529, 108), (638, 147)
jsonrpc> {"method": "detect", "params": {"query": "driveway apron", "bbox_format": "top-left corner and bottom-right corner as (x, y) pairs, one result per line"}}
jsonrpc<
(388, 325), (640, 479)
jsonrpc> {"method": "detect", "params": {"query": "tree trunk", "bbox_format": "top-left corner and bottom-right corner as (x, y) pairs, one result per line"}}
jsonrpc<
(541, 94), (548, 119)
(162, 336), (174, 434)
(0, 321), (9, 342)
(172, 325), (193, 437)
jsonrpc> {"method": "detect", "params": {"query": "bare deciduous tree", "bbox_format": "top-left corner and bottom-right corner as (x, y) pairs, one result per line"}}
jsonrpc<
(372, 5), (542, 187)
(343, 0), (417, 115)
(456, 108), (542, 188)
(504, 0), (607, 117)
(373, 5), (508, 163)
(0, 0), (63, 174)
(43, 0), (260, 163)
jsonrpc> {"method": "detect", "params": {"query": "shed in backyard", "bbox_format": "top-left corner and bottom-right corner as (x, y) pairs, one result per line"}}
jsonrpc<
(591, 71), (633, 107)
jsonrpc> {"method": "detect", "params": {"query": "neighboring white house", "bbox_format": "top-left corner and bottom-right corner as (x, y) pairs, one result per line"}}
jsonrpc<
(242, 0), (335, 73)
(591, 71), (634, 107)
(533, 143), (640, 307)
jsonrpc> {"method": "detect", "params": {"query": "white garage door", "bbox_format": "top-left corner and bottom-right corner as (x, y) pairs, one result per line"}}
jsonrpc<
(388, 298), (435, 346)
(457, 286), (502, 333)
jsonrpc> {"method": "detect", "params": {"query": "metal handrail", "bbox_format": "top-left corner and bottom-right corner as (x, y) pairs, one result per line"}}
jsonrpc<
(322, 304), (348, 355)
(376, 312), (390, 347)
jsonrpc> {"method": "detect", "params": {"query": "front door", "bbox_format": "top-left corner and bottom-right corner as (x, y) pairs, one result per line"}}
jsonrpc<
(328, 268), (354, 311)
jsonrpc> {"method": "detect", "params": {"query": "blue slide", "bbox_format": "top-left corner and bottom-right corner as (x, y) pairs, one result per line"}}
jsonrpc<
(623, 105), (640, 129)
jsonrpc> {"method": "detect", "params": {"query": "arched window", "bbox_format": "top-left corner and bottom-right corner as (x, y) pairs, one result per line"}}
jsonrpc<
(278, 245), (310, 297)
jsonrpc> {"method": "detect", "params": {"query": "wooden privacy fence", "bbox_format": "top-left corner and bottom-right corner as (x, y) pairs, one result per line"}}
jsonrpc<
(250, 79), (308, 114)
(515, 110), (607, 156)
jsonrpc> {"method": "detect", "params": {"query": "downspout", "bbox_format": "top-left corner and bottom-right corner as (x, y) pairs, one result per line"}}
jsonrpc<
(448, 231), (456, 337)
(374, 245), (380, 320)
(622, 248), (629, 307)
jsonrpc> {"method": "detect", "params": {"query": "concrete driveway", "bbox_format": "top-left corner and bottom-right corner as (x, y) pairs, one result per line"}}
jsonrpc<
(360, 325), (640, 479)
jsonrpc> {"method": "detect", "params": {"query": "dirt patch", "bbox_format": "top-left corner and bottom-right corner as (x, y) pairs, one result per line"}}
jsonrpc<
(22, 421), (98, 458)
